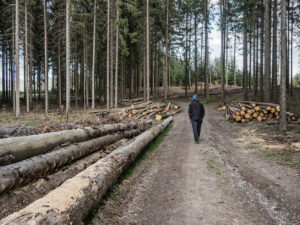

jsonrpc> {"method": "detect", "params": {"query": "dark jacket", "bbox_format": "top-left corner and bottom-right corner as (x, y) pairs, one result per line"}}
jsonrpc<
(188, 100), (205, 121)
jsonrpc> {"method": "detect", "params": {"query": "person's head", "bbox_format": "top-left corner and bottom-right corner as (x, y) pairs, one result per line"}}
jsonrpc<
(192, 94), (198, 100)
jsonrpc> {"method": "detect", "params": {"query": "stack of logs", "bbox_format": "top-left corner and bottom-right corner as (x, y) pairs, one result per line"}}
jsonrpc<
(223, 101), (297, 123)
(0, 116), (173, 224)
(92, 101), (181, 121)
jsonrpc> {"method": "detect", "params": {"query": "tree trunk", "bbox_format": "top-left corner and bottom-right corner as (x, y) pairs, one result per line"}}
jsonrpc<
(185, 13), (188, 97)
(290, 0), (293, 96)
(272, 0), (278, 100)
(0, 117), (172, 225)
(92, 0), (96, 109)
(15, 0), (20, 117)
(0, 129), (141, 195)
(115, 6), (119, 108)
(44, 0), (48, 115)
(106, 0), (110, 109)
(58, 37), (62, 107)
(194, 13), (198, 94)
(220, 0), (225, 104)
(243, 11), (248, 101)
(280, 0), (287, 131)
(260, 4), (264, 102)
(204, 0), (209, 100)
(146, 0), (150, 101)
(264, 0), (271, 102)
(66, 0), (70, 113)
(0, 121), (145, 166)
(25, 1), (29, 112)
(29, 31), (33, 108)
(164, 0), (169, 102)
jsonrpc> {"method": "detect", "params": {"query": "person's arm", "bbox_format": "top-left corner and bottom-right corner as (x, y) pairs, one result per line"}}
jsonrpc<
(188, 103), (192, 120)
(202, 105), (205, 118)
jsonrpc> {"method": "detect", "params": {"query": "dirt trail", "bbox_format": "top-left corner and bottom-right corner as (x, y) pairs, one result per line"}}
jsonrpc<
(91, 100), (300, 225)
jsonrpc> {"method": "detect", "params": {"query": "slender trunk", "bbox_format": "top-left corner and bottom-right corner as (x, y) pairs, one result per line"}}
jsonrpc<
(25, 1), (29, 112)
(1, 46), (4, 102)
(92, 0), (96, 109)
(260, 6), (264, 102)
(243, 11), (248, 100)
(66, 0), (70, 113)
(194, 14), (198, 93)
(110, 12), (113, 107)
(115, 6), (119, 108)
(290, 0), (293, 96)
(286, 0), (289, 93)
(280, 0), (287, 131)
(164, 0), (169, 102)
(264, 0), (271, 102)
(75, 40), (78, 107)
(233, 32), (236, 87)
(249, 29), (252, 89)
(272, 0), (278, 100)
(44, 0), (48, 114)
(220, 0), (225, 104)
(15, 0), (20, 117)
(255, 19), (259, 98)
(185, 13), (188, 97)
(106, 0), (110, 108)
(58, 38), (62, 107)
(252, 22), (256, 99)
(84, 30), (88, 110)
(204, 0), (209, 100)
(146, 0), (150, 101)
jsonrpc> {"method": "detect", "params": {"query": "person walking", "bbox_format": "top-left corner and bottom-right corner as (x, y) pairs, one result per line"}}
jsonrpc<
(188, 95), (205, 144)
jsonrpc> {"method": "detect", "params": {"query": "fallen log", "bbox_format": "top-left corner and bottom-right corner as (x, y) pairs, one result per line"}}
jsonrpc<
(0, 139), (130, 220)
(0, 121), (145, 166)
(0, 117), (173, 225)
(0, 129), (141, 194)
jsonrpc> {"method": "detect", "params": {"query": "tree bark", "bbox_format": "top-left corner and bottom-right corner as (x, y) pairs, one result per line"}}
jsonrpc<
(115, 6), (119, 108)
(194, 13), (198, 94)
(0, 130), (141, 194)
(0, 117), (172, 225)
(66, 0), (70, 113)
(106, 0), (110, 109)
(260, 5), (264, 102)
(164, 0), (169, 102)
(0, 122), (145, 166)
(205, 0), (209, 101)
(44, 0), (48, 115)
(146, 0), (150, 101)
(25, 1), (29, 113)
(92, 0), (97, 109)
(220, 0), (225, 104)
(280, 0), (287, 131)
(15, 0), (20, 117)
(272, 0), (278, 100)
(264, 0), (271, 102)
(243, 10), (248, 100)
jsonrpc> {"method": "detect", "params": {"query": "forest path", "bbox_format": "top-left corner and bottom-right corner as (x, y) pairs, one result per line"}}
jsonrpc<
(91, 100), (299, 225)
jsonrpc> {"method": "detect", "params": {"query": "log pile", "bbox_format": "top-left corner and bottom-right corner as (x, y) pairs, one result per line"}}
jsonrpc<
(91, 101), (181, 121)
(222, 101), (298, 123)
(0, 117), (173, 224)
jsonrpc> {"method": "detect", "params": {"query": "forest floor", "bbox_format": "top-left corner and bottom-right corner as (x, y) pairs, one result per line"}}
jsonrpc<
(89, 100), (300, 225)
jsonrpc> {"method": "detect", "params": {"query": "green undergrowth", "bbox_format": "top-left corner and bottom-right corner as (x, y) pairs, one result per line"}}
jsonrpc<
(84, 124), (172, 224)
(206, 155), (222, 176)
(259, 148), (300, 167)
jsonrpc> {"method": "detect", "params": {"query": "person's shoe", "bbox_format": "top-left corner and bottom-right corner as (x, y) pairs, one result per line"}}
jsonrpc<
(195, 140), (200, 144)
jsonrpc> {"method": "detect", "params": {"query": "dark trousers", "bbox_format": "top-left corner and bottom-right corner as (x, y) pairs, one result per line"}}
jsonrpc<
(191, 120), (203, 142)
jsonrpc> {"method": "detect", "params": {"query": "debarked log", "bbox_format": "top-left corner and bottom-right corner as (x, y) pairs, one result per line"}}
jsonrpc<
(0, 129), (141, 194)
(0, 117), (173, 225)
(0, 121), (147, 166)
